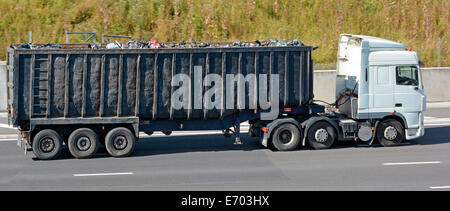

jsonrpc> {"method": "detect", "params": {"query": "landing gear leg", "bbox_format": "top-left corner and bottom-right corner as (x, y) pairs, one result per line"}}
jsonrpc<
(234, 115), (242, 145)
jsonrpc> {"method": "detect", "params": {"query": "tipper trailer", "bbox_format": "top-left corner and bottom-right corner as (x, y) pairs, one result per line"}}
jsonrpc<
(6, 34), (426, 160)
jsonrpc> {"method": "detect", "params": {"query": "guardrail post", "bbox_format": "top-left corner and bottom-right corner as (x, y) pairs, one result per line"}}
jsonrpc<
(29, 31), (32, 43)
(438, 37), (441, 67)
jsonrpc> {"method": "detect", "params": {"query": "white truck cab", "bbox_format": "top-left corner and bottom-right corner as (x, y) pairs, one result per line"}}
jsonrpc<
(336, 34), (426, 144)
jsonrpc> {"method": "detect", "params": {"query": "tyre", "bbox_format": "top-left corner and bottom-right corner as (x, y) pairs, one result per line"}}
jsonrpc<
(377, 119), (404, 147)
(271, 123), (301, 151)
(32, 129), (63, 160)
(162, 131), (172, 136)
(105, 127), (136, 157)
(67, 128), (100, 159)
(307, 121), (336, 150)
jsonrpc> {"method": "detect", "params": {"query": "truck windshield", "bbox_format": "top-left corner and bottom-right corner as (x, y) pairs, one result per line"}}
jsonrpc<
(396, 66), (419, 86)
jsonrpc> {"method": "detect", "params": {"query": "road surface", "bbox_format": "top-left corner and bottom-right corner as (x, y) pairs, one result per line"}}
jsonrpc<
(0, 104), (449, 191)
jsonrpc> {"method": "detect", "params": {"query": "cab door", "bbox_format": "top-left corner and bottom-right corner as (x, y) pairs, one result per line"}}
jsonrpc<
(369, 65), (394, 117)
(393, 66), (423, 112)
(393, 66), (424, 128)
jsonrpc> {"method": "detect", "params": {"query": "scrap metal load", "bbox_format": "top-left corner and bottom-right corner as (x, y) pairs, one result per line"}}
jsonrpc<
(7, 39), (314, 128)
(12, 38), (305, 50)
(104, 38), (306, 49)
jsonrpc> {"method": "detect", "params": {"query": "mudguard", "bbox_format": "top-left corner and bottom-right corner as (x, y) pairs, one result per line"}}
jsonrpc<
(300, 116), (341, 146)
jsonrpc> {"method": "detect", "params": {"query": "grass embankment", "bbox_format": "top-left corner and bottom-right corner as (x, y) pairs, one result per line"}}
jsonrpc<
(0, 0), (448, 66)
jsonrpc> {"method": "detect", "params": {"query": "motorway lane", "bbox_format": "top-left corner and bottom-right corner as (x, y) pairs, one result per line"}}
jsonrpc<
(0, 107), (449, 190)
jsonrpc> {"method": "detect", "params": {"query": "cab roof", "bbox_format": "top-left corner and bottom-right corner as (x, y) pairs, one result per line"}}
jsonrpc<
(369, 51), (419, 66)
(342, 34), (408, 51)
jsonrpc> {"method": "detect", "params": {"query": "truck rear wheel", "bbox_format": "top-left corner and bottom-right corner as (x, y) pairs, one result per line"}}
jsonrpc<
(271, 123), (301, 151)
(32, 129), (63, 160)
(307, 121), (336, 149)
(105, 127), (136, 157)
(68, 128), (100, 159)
(377, 119), (404, 147)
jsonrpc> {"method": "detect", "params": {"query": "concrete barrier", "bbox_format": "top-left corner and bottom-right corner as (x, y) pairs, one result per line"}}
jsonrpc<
(421, 67), (450, 102)
(0, 61), (448, 112)
(313, 70), (337, 104)
(313, 67), (450, 103)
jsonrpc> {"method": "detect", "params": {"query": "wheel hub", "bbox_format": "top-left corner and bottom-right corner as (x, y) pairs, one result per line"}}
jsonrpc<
(314, 128), (328, 143)
(40, 137), (55, 153)
(384, 126), (398, 140)
(76, 137), (91, 151)
(113, 135), (128, 150)
(279, 130), (293, 144)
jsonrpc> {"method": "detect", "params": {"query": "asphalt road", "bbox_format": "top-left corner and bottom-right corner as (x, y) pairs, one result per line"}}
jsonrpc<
(0, 106), (450, 191)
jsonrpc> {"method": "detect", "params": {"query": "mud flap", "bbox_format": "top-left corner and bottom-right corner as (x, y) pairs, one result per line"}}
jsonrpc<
(16, 134), (28, 155)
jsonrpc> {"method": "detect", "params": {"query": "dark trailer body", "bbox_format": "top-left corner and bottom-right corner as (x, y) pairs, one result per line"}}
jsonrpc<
(6, 43), (324, 160)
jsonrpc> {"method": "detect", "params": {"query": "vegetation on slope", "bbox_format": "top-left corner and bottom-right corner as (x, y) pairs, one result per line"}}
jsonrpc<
(0, 0), (448, 66)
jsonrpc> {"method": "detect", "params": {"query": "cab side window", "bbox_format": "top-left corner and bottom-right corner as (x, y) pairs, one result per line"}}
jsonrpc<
(396, 66), (419, 86)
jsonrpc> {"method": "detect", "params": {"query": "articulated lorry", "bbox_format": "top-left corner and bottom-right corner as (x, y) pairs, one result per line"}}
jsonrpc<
(6, 34), (426, 160)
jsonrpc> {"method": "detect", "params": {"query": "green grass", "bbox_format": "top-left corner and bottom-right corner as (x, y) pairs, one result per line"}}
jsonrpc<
(0, 0), (448, 66)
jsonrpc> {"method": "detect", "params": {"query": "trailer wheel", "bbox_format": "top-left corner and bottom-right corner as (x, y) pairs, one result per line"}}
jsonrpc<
(307, 121), (336, 150)
(68, 128), (100, 159)
(162, 131), (172, 136)
(377, 119), (404, 147)
(32, 129), (63, 160)
(105, 127), (136, 157)
(271, 123), (301, 151)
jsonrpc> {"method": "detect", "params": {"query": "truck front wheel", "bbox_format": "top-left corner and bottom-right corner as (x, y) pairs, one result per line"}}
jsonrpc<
(377, 119), (404, 147)
(32, 129), (63, 160)
(68, 128), (100, 159)
(105, 127), (136, 157)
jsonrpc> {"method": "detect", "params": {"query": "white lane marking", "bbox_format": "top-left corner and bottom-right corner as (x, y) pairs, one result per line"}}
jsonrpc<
(424, 116), (450, 123)
(0, 123), (16, 129)
(424, 116), (450, 126)
(430, 186), (450, 189)
(357, 142), (412, 147)
(0, 128), (252, 141)
(138, 127), (250, 138)
(141, 131), (224, 136)
(425, 123), (450, 127)
(73, 172), (134, 177)
(383, 161), (441, 166)
(0, 139), (16, 142)
(0, 134), (19, 138)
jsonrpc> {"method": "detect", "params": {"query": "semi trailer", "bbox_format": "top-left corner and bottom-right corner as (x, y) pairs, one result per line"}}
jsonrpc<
(6, 34), (426, 160)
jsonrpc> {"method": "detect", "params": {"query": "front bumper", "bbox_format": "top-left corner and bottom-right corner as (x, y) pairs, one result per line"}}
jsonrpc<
(405, 111), (425, 140)
(405, 127), (425, 140)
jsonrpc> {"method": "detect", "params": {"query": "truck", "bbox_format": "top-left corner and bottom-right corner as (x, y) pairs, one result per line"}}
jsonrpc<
(6, 34), (426, 160)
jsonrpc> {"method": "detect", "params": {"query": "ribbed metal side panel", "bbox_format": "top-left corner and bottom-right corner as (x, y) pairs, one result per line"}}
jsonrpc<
(11, 47), (314, 124)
